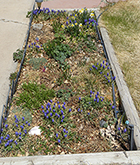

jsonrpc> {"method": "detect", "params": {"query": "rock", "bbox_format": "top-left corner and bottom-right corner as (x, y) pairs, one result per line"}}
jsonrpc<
(60, 151), (65, 155)
(28, 126), (42, 135)
(51, 83), (54, 88)
(32, 23), (43, 30)
(64, 80), (69, 84)
(98, 44), (102, 48)
(26, 152), (29, 156)
(100, 129), (105, 137)
(111, 125), (115, 129)
(85, 57), (90, 63)
(100, 119), (106, 127)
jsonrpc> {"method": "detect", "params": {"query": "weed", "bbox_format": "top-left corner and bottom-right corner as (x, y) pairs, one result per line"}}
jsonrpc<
(77, 34), (97, 52)
(29, 57), (47, 70)
(9, 72), (17, 81)
(56, 88), (74, 101)
(15, 82), (55, 110)
(13, 49), (24, 62)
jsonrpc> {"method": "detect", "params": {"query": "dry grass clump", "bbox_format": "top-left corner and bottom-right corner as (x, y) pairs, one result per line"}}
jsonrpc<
(100, 0), (140, 111)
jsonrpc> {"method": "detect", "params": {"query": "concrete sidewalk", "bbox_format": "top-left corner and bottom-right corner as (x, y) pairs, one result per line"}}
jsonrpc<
(41, 0), (105, 9)
(0, 0), (34, 117)
(41, 0), (126, 9)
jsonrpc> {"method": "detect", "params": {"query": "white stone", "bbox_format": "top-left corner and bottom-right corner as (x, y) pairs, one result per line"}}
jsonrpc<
(32, 23), (43, 30)
(28, 126), (42, 135)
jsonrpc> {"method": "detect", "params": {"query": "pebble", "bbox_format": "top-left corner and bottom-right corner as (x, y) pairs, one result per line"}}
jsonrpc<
(60, 151), (65, 155)
(32, 23), (43, 30)
(64, 80), (69, 84)
(85, 57), (90, 63)
(100, 119), (106, 127)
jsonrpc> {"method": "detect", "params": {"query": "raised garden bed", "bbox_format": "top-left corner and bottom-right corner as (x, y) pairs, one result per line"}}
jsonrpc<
(0, 7), (130, 157)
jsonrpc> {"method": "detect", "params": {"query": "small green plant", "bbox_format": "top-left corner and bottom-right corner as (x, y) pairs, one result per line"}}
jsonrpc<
(52, 19), (62, 33)
(16, 82), (55, 110)
(29, 57), (47, 70)
(43, 39), (74, 64)
(56, 88), (74, 101)
(78, 34), (97, 52)
(13, 49), (24, 62)
(9, 72), (17, 81)
(56, 62), (71, 85)
(54, 32), (66, 43)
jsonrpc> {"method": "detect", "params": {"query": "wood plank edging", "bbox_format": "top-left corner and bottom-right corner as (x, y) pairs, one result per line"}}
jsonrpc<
(0, 151), (140, 165)
(95, 10), (140, 150)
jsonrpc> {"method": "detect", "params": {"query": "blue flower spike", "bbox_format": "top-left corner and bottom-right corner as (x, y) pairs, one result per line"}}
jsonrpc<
(112, 106), (115, 109)
(124, 128), (127, 133)
(118, 127), (121, 131)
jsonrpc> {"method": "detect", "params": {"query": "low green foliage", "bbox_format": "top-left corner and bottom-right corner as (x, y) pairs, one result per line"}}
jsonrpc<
(77, 34), (97, 52)
(16, 82), (55, 110)
(13, 49), (24, 62)
(52, 18), (62, 33)
(56, 88), (74, 101)
(56, 62), (71, 85)
(29, 57), (47, 70)
(41, 102), (75, 144)
(43, 39), (73, 64)
(9, 72), (17, 81)
(12, 107), (32, 123)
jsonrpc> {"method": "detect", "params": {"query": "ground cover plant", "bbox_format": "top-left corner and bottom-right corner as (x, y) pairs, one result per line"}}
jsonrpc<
(0, 8), (129, 157)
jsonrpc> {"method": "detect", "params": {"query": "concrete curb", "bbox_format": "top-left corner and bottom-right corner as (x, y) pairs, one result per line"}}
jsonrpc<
(0, 151), (140, 165)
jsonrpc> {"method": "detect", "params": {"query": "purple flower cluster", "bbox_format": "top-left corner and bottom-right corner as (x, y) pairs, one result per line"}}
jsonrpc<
(0, 115), (30, 148)
(55, 128), (69, 143)
(33, 8), (66, 16)
(90, 61), (116, 83)
(41, 101), (72, 125)
(28, 41), (42, 51)
(41, 100), (72, 143)
(84, 18), (97, 26)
